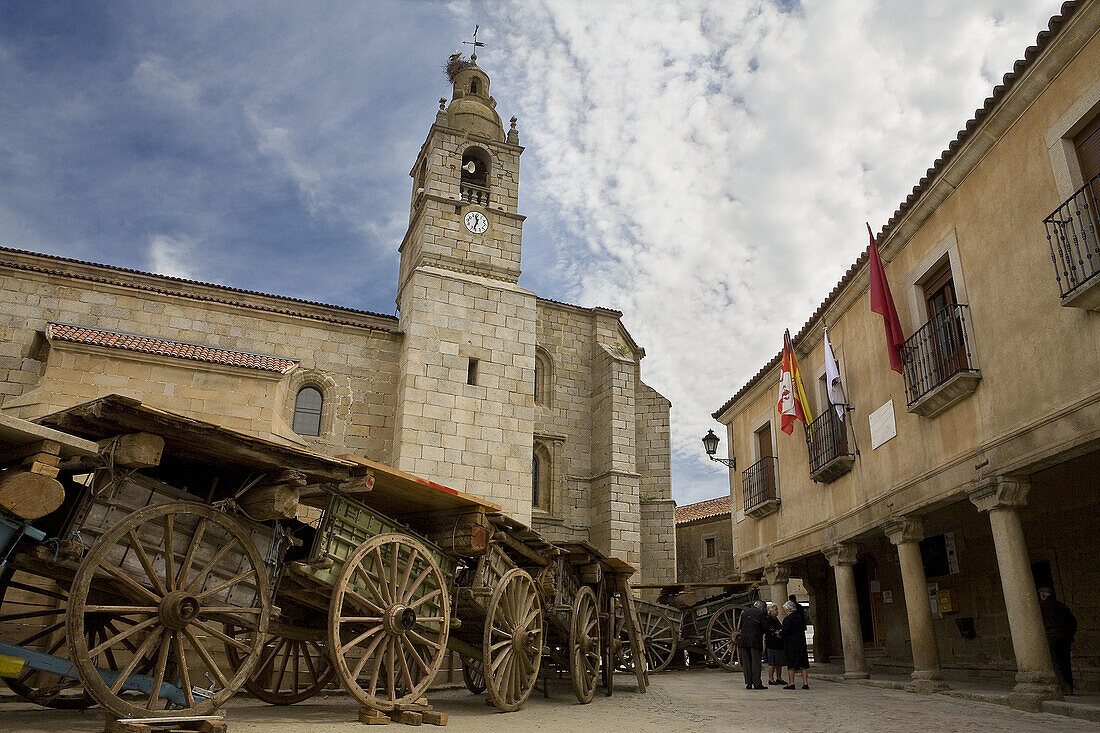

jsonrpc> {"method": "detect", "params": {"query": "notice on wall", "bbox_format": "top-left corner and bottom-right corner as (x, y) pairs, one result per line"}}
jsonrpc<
(883, 590), (893, 603)
(927, 581), (941, 619)
(945, 532), (960, 574)
(869, 400), (897, 450)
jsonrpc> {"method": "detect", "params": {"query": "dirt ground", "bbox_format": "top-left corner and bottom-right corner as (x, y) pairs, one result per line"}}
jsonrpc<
(2, 669), (1093, 733)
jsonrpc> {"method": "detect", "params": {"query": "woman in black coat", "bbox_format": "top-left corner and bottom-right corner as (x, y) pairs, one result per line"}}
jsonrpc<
(779, 600), (809, 689)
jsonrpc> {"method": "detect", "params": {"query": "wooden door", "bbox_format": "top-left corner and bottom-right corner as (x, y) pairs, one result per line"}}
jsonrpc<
(1075, 113), (1100, 183)
(922, 263), (967, 382)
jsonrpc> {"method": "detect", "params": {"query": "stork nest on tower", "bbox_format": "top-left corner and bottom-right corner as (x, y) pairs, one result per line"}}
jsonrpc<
(446, 55), (475, 83)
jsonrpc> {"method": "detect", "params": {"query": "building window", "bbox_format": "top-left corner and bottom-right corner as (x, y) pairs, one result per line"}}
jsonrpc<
(292, 386), (323, 436)
(467, 358), (478, 385)
(460, 147), (490, 189)
(532, 442), (552, 512)
(469, 78), (480, 95)
(704, 536), (717, 561)
(534, 347), (551, 406)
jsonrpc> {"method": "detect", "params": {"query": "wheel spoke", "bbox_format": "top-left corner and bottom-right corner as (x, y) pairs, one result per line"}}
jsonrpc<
(397, 639), (416, 694)
(174, 631), (195, 708)
(100, 561), (162, 605)
(83, 605), (158, 614)
(185, 539), (238, 594)
(15, 620), (65, 648)
(195, 569), (254, 602)
(147, 630), (171, 709)
(163, 514), (175, 593)
(397, 548), (418, 601)
(176, 517), (207, 589)
(182, 627), (229, 688)
(88, 615), (159, 658)
(127, 529), (168, 598)
(370, 547), (392, 604)
(402, 564), (432, 604)
(406, 587), (441, 611)
(350, 631), (385, 681)
(191, 618), (251, 653)
(109, 627), (162, 694)
(403, 634), (430, 673)
(405, 628), (440, 651)
(353, 566), (388, 612)
(301, 640), (321, 681)
(339, 624), (384, 655)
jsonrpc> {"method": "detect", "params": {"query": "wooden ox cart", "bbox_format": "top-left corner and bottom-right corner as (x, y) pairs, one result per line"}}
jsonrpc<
(0, 395), (648, 726)
(618, 582), (759, 673)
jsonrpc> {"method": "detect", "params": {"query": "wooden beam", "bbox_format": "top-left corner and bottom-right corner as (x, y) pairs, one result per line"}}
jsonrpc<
(494, 532), (550, 567)
(0, 439), (60, 467)
(238, 469), (305, 521)
(98, 432), (165, 468)
(0, 470), (65, 519)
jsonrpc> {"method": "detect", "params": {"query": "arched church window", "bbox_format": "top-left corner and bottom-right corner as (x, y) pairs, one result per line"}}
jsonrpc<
(532, 442), (551, 512)
(293, 386), (323, 436)
(534, 348), (552, 407)
(469, 78), (480, 95)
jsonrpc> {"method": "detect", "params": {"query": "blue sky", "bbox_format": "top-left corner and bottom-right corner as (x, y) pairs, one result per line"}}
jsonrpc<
(0, 1), (1060, 505)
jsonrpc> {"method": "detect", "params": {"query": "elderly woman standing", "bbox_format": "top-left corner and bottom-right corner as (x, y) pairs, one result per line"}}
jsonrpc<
(764, 603), (785, 684)
(780, 600), (810, 689)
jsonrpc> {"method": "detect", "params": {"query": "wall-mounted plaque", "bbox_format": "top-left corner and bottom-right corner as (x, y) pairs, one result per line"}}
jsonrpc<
(869, 400), (897, 450)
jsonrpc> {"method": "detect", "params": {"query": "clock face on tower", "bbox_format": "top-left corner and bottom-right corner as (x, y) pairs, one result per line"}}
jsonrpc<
(464, 210), (489, 234)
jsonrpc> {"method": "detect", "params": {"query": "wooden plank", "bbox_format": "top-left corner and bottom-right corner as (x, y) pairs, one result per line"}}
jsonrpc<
(359, 707), (391, 725)
(391, 709), (423, 726)
(0, 439), (61, 466)
(421, 710), (448, 726)
(336, 455), (501, 516)
(494, 531), (550, 567)
(0, 413), (98, 458)
(616, 575), (648, 693)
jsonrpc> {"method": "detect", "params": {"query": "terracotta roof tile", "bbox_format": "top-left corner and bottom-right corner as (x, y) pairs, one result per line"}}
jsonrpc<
(675, 495), (731, 524)
(712, 2), (1080, 420)
(47, 323), (298, 374)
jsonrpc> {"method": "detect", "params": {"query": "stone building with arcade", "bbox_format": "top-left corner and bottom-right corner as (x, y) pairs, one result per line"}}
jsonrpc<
(0, 55), (676, 586)
(712, 1), (1100, 706)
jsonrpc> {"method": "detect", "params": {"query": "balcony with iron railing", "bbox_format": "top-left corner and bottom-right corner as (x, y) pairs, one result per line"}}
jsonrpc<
(741, 456), (779, 518)
(805, 407), (855, 483)
(1045, 171), (1100, 310)
(902, 303), (981, 417)
(461, 182), (490, 207)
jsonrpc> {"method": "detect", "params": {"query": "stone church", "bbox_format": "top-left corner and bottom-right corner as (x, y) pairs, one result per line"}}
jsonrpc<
(0, 55), (676, 584)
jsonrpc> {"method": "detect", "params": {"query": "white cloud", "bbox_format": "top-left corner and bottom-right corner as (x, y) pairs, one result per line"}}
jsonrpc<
(147, 234), (197, 279)
(131, 54), (202, 109)
(460, 0), (1056, 504)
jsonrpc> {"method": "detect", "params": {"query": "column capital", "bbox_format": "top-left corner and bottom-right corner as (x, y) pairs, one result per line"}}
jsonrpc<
(823, 543), (859, 567)
(969, 476), (1030, 513)
(883, 517), (925, 545)
(763, 563), (791, 585)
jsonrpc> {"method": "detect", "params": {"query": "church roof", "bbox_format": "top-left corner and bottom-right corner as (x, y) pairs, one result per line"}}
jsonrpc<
(713, 1), (1082, 420)
(0, 244), (398, 332)
(47, 322), (299, 374)
(675, 495), (731, 524)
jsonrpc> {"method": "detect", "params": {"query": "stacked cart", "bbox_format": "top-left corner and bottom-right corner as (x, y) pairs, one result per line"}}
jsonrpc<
(0, 395), (648, 729)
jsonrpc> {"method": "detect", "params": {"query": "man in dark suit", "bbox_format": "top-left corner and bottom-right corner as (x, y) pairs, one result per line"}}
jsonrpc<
(738, 600), (768, 689)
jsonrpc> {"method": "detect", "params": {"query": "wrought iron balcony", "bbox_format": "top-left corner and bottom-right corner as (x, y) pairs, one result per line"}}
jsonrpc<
(1045, 172), (1100, 309)
(806, 407), (855, 483)
(741, 456), (779, 518)
(461, 182), (490, 206)
(902, 303), (980, 417)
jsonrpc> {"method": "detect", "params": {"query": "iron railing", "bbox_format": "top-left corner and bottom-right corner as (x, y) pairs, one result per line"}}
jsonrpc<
(461, 182), (490, 206)
(805, 407), (851, 475)
(741, 456), (778, 512)
(1045, 172), (1100, 298)
(901, 303), (978, 407)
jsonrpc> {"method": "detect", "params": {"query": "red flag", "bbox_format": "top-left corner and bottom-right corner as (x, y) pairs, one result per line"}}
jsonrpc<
(777, 330), (812, 435)
(867, 224), (905, 373)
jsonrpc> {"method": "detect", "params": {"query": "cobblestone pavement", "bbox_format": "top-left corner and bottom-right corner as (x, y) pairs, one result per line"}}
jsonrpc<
(3, 669), (1095, 732)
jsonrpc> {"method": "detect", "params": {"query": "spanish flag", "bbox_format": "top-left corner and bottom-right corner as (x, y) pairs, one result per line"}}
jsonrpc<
(777, 329), (812, 435)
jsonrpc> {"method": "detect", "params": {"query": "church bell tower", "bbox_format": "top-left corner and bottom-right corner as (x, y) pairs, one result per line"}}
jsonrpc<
(392, 51), (536, 522)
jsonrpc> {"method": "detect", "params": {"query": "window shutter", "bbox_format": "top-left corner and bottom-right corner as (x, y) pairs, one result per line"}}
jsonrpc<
(1074, 114), (1100, 183)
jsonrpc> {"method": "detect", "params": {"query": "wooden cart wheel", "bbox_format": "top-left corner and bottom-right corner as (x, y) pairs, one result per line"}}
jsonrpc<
(614, 605), (674, 673)
(460, 653), (486, 694)
(704, 604), (740, 671)
(483, 568), (542, 712)
(224, 621), (334, 704)
(66, 502), (272, 719)
(0, 567), (103, 709)
(569, 585), (600, 704)
(637, 607), (676, 673)
(327, 533), (450, 712)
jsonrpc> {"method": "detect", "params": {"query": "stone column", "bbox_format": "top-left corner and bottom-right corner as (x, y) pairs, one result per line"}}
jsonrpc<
(969, 477), (1059, 709)
(823, 543), (868, 679)
(764, 563), (791, 614)
(882, 517), (947, 693)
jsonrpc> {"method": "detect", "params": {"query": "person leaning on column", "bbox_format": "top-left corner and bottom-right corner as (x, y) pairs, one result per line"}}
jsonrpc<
(737, 600), (768, 690)
(1038, 587), (1077, 695)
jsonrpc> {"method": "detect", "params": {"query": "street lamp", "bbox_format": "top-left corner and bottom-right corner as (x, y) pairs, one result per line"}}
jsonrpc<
(702, 429), (735, 468)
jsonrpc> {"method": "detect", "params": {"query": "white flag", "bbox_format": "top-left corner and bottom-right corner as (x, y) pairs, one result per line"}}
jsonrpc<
(823, 327), (846, 421)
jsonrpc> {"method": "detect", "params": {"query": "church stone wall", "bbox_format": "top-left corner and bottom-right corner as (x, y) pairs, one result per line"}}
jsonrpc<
(0, 258), (401, 460)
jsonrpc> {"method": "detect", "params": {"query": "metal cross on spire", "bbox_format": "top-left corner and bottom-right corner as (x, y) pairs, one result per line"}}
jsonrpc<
(463, 25), (484, 61)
